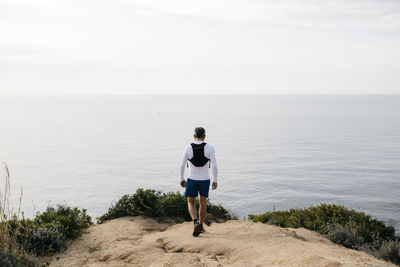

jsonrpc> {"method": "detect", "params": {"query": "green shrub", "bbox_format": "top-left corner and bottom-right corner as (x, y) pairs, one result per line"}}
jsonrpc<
(7, 217), (36, 250)
(250, 204), (395, 244)
(34, 204), (93, 240)
(160, 191), (192, 220)
(0, 248), (37, 267)
(206, 202), (234, 221)
(325, 223), (364, 249)
(1, 166), (91, 264)
(2, 217), (46, 266)
(377, 240), (400, 265)
(7, 204), (92, 257)
(98, 188), (234, 223)
(0, 248), (18, 267)
(96, 189), (161, 222)
(25, 227), (66, 256)
(250, 204), (399, 265)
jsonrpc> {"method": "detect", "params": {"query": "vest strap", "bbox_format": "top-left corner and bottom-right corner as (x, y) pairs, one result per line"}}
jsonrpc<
(188, 142), (210, 167)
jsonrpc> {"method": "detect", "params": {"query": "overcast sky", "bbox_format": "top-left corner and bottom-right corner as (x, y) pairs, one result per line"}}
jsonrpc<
(1, 0), (399, 95)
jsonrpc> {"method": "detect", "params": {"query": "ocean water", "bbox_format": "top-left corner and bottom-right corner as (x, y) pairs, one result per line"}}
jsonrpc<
(0, 95), (399, 231)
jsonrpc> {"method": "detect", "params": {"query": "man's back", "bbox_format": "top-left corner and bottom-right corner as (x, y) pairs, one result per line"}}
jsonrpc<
(180, 141), (218, 182)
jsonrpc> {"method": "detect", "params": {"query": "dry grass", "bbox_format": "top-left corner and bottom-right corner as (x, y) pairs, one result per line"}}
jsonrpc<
(0, 162), (14, 248)
(0, 162), (41, 266)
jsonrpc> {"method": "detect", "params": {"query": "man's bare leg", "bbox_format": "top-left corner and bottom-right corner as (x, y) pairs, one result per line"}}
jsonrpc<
(199, 195), (207, 225)
(187, 197), (198, 220)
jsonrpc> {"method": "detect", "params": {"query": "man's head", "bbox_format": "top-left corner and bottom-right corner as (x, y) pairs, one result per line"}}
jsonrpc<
(193, 127), (206, 141)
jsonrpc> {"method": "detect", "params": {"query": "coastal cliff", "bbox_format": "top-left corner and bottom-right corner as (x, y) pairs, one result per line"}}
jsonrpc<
(50, 216), (394, 267)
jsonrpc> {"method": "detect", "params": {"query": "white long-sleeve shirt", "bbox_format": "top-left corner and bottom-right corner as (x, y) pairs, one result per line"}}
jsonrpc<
(179, 141), (218, 182)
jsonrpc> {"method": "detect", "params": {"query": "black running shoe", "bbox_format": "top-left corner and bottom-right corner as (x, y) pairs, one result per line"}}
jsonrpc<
(199, 224), (205, 233)
(193, 224), (202, 237)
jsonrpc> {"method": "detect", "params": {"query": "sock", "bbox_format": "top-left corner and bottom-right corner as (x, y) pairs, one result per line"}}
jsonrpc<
(193, 219), (199, 225)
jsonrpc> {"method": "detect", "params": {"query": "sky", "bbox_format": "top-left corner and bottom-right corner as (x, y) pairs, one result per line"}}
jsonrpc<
(0, 0), (399, 95)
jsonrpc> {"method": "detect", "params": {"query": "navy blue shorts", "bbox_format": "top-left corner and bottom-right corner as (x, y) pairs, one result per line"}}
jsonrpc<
(184, 178), (210, 198)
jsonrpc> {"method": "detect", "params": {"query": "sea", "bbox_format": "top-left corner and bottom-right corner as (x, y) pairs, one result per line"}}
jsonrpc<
(0, 95), (399, 232)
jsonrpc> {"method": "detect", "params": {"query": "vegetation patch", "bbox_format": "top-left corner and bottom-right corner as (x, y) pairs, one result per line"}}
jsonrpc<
(6, 204), (93, 257)
(249, 203), (399, 265)
(375, 240), (400, 265)
(0, 248), (20, 267)
(97, 188), (235, 224)
(1, 163), (94, 266)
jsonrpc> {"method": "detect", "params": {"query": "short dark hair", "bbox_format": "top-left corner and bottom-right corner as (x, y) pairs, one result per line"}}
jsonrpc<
(194, 127), (206, 138)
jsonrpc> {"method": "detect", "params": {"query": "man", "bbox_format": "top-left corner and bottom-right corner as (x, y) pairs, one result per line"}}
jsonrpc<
(179, 127), (218, 237)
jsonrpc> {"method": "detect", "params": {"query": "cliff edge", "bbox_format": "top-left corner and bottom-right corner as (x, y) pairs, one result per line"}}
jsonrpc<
(50, 216), (394, 267)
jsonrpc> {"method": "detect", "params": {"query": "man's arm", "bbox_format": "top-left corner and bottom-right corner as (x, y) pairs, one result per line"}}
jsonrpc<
(179, 146), (189, 182)
(210, 146), (218, 183)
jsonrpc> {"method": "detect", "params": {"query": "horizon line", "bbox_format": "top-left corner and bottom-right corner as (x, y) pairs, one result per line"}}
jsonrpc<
(0, 93), (400, 97)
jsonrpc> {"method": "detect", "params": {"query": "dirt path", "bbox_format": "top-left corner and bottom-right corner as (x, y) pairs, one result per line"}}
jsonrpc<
(50, 216), (394, 267)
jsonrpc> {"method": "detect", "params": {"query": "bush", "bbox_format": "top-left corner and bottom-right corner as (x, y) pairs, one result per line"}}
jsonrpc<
(25, 227), (66, 256)
(250, 204), (399, 265)
(325, 223), (364, 249)
(96, 189), (161, 222)
(34, 204), (93, 240)
(207, 202), (234, 221)
(160, 191), (192, 220)
(7, 217), (36, 250)
(0, 248), (36, 267)
(1, 165), (91, 263)
(98, 188), (234, 223)
(376, 240), (400, 265)
(0, 248), (18, 267)
(250, 204), (395, 244)
(6, 204), (92, 257)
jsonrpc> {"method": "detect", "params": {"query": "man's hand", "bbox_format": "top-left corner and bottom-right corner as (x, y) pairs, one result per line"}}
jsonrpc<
(212, 182), (218, 190)
(180, 180), (186, 188)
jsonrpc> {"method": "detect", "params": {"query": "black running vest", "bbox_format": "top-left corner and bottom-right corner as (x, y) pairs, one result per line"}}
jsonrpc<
(187, 142), (211, 168)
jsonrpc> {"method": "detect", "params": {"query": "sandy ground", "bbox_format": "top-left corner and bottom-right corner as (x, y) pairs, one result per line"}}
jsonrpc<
(50, 216), (395, 267)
